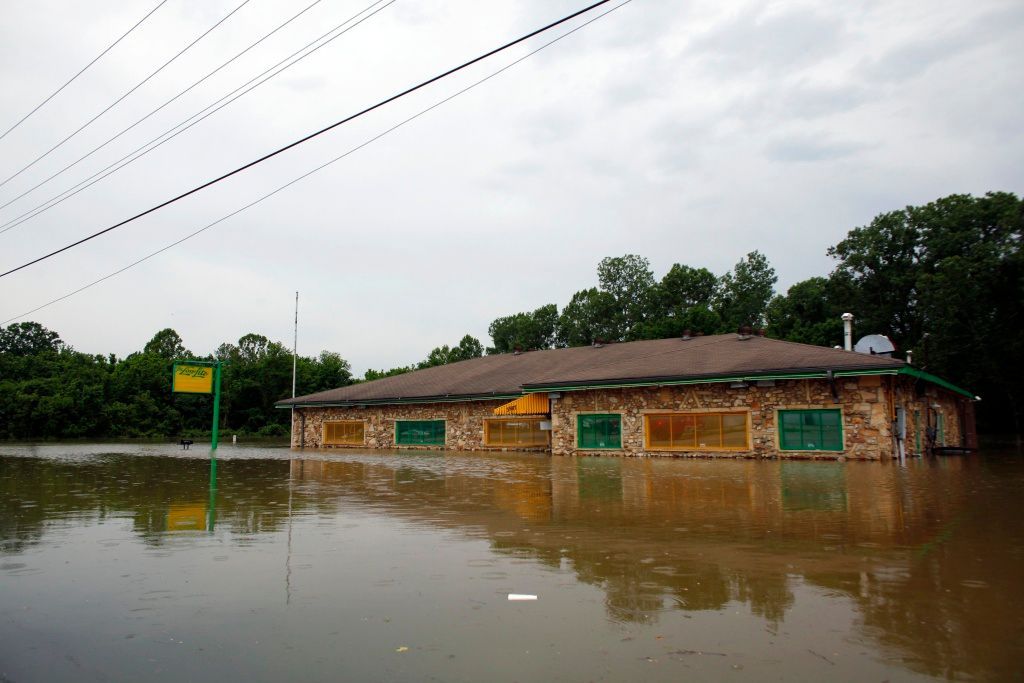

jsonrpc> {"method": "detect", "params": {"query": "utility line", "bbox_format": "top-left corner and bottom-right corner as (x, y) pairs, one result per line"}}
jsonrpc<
(0, 0), (169, 143)
(0, 0), (393, 236)
(0, 0), (632, 326)
(0, 0), (326, 215)
(0, 0), (616, 279)
(0, 0), (253, 192)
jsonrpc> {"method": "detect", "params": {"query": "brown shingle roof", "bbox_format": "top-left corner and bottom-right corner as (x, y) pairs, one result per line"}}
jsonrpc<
(278, 334), (906, 407)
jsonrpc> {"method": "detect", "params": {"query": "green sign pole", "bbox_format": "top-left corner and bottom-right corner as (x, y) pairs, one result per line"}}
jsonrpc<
(210, 361), (222, 487)
(211, 361), (222, 451)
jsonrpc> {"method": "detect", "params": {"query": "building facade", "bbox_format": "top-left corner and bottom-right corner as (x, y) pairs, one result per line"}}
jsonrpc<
(281, 334), (974, 460)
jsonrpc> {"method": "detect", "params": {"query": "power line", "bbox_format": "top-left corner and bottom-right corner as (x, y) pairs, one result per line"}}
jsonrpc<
(0, 0), (327, 216)
(0, 0), (632, 326)
(0, 0), (394, 236)
(0, 0), (253, 192)
(0, 0), (617, 279)
(0, 0), (169, 143)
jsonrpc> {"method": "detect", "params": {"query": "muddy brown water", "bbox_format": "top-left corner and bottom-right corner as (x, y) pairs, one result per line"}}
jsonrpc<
(1, 444), (1022, 682)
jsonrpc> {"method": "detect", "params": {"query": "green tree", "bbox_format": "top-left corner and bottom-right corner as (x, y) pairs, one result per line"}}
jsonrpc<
(715, 251), (778, 331)
(452, 334), (484, 361)
(143, 328), (189, 359)
(419, 334), (484, 368)
(555, 288), (620, 347)
(827, 192), (1023, 437)
(765, 277), (847, 347)
(363, 366), (415, 381)
(597, 254), (656, 339)
(0, 322), (63, 356)
(639, 264), (721, 338)
(828, 210), (922, 342)
(487, 305), (558, 354)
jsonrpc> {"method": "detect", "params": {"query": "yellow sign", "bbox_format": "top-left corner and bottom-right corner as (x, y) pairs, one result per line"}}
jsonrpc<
(173, 363), (214, 393)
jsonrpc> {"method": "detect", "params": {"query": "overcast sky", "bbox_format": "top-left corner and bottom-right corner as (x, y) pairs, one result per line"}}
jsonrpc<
(0, 0), (1021, 375)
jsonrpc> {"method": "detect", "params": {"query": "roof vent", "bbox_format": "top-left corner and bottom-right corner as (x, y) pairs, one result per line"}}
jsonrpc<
(737, 325), (753, 341)
(681, 329), (692, 341)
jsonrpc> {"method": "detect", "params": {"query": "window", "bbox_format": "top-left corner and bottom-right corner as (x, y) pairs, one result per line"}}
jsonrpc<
(395, 419), (445, 446)
(645, 413), (748, 450)
(484, 418), (549, 447)
(323, 420), (364, 446)
(577, 414), (622, 449)
(779, 409), (843, 451)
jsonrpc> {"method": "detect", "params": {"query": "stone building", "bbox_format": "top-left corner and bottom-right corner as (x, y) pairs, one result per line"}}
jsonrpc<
(277, 333), (975, 460)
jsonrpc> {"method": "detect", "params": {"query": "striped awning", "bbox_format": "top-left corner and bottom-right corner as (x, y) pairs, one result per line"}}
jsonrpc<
(493, 393), (550, 416)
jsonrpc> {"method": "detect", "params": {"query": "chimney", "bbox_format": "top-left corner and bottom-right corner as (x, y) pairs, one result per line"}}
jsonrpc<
(841, 313), (854, 351)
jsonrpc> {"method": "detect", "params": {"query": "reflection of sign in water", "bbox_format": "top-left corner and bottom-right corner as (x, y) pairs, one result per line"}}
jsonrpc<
(172, 363), (214, 394)
(167, 504), (207, 531)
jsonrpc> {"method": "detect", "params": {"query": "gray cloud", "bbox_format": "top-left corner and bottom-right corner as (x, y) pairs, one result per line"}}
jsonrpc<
(686, 7), (847, 75)
(862, 3), (1024, 83)
(764, 135), (867, 163)
(0, 0), (1020, 374)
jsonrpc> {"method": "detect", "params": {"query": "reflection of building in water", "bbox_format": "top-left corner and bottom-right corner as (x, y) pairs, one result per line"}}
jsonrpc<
(5, 451), (1014, 679)
(781, 462), (848, 511)
(287, 455), (945, 628)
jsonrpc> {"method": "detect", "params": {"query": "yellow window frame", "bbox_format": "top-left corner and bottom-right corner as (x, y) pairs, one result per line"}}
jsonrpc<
(483, 418), (550, 447)
(323, 420), (365, 446)
(643, 412), (749, 451)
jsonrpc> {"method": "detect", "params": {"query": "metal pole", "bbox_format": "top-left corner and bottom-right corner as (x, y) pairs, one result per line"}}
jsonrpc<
(292, 291), (299, 399)
(291, 291), (298, 447)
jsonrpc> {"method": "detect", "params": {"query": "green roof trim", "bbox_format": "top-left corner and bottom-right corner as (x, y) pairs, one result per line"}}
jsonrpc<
(522, 368), (898, 393)
(524, 366), (971, 398)
(898, 367), (974, 398)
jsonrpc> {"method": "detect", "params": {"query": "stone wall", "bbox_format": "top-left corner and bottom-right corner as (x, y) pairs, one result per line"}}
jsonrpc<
(291, 399), (549, 452)
(893, 377), (967, 456)
(549, 376), (897, 460)
(291, 376), (969, 460)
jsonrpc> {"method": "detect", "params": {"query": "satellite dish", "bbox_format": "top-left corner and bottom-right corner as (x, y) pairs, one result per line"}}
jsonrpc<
(854, 334), (896, 357)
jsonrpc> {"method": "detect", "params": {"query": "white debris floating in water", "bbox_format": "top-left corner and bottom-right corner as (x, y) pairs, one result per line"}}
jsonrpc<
(507, 594), (538, 601)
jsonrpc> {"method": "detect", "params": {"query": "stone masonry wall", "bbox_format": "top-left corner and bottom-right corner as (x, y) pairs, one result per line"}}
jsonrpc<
(893, 377), (966, 456)
(291, 399), (549, 452)
(291, 376), (968, 460)
(549, 376), (896, 460)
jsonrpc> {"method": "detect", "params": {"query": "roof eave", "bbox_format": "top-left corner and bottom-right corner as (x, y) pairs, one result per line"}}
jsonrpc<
(275, 391), (522, 409)
(521, 365), (907, 392)
(897, 367), (974, 398)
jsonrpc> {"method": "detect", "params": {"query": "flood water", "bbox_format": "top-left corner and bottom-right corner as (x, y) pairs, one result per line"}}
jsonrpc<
(1, 444), (1022, 682)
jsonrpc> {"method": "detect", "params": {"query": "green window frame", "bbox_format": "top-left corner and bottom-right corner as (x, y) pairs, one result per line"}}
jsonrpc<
(779, 409), (843, 452)
(395, 419), (445, 446)
(577, 413), (622, 449)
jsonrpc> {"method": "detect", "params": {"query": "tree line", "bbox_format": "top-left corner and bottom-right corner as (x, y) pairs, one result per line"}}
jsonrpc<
(1, 192), (1020, 439)
(0, 326), (352, 440)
